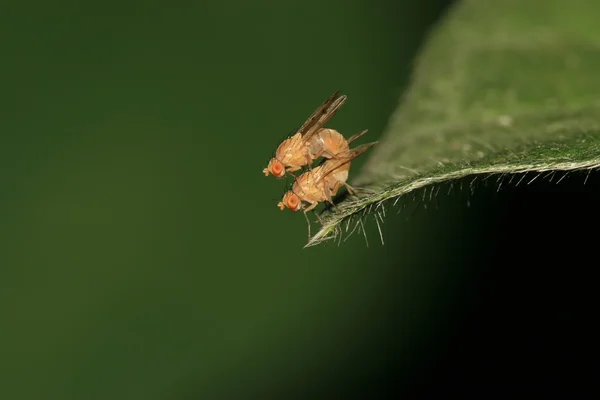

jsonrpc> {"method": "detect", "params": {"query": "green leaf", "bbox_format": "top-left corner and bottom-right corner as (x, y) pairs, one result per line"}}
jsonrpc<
(307, 0), (600, 247)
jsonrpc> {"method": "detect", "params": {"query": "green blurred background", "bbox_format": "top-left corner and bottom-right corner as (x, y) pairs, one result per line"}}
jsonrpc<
(5, 0), (596, 398)
(0, 0), (459, 397)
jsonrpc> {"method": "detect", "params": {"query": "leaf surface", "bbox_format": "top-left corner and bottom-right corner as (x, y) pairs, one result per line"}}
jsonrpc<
(308, 0), (600, 247)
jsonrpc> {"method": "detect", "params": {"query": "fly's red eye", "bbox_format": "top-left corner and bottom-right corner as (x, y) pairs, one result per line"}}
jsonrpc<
(286, 195), (299, 210)
(272, 161), (284, 177)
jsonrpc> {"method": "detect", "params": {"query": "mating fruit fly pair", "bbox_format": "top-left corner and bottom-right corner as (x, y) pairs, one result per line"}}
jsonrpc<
(263, 91), (377, 240)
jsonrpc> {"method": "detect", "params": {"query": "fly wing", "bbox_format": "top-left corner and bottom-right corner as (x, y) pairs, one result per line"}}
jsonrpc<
(347, 129), (368, 144)
(297, 91), (347, 142)
(316, 142), (378, 183)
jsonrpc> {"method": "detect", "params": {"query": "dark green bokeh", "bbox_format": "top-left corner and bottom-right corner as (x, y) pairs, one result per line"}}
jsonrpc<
(0, 1), (476, 398)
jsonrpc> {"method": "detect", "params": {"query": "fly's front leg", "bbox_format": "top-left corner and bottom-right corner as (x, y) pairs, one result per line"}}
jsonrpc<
(302, 201), (319, 242)
(303, 200), (319, 213)
(285, 163), (302, 176)
(285, 170), (301, 185)
(302, 210), (311, 242)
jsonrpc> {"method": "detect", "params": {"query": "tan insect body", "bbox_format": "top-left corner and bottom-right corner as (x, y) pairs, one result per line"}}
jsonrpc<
(263, 92), (365, 178)
(277, 142), (377, 239)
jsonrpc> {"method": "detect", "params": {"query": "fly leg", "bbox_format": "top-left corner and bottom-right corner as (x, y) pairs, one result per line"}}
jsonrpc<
(303, 201), (319, 242)
(322, 187), (342, 214)
(313, 210), (325, 225)
(302, 210), (311, 242)
(344, 183), (357, 196)
(303, 200), (319, 213)
(304, 145), (319, 183)
(320, 150), (336, 159)
(286, 170), (301, 185)
(345, 183), (375, 196)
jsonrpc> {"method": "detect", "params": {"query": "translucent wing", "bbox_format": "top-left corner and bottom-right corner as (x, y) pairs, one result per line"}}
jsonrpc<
(347, 129), (368, 144)
(297, 91), (347, 142)
(297, 91), (341, 133)
(316, 142), (378, 183)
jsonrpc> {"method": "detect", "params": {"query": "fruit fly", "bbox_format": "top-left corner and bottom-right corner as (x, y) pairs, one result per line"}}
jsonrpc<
(263, 91), (367, 178)
(277, 141), (377, 241)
